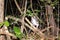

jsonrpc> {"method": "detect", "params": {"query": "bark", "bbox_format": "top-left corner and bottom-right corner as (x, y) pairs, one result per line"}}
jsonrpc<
(0, 0), (5, 40)
(0, 0), (4, 23)
(14, 0), (27, 33)
(0, 0), (12, 40)
(45, 5), (57, 40)
(46, 5), (56, 27)
(0, 35), (5, 40)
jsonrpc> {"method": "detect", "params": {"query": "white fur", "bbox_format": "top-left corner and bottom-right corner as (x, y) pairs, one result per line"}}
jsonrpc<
(31, 16), (39, 28)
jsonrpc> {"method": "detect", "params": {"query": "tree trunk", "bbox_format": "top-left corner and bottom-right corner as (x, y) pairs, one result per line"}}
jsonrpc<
(45, 5), (57, 40)
(0, 0), (4, 23)
(0, 0), (5, 40)
(46, 5), (56, 27)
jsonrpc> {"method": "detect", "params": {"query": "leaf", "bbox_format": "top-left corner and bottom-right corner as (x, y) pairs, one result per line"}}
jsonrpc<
(28, 13), (33, 17)
(13, 26), (21, 34)
(13, 26), (23, 39)
(0, 23), (3, 27)
(26, 10), (33, 17)
(51, 0), (59, 6)
(27, 10), (32, 14)
(4, 21), (9, 27)
(16, 33), (23, 39)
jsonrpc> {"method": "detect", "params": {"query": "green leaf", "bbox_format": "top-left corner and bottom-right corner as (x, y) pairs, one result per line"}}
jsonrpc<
(13, 26), (23, 39)
(16, 33), (23, 39)
(0, 23), (3, 27)
(28, 13), (33, 17)
(13, 26), (21, 34)
(51, 0), (59, 6)
(26, 10), (33, 17)
(27, 10), (32, 14)
(4, 21), (9, 27)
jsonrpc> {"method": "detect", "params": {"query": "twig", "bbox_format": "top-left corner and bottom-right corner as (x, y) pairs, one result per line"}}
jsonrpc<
(25, 17), (56, 39)
(0, 26), (16, 39)
(41, 26), (53, 32)
(21, 0), (27, 33)
(30, 0), (45, 24)
(14, 0), (22, 14)
(6, 15), (60, 39)
(5, 15), (21, 22)
(24, 0), (27, 13)
(6, 15), (60, 31)
(25, 17), (46, 38)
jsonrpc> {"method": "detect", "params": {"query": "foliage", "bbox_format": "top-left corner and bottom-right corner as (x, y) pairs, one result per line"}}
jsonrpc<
(40, 0), (59, 6)
(0, 20), (24, 39)
(0, 21), (9, 27)
(26, 10), (33, 17)
(4, 0), (59, 40)
(13, 26), (23, 39)
(4, 21), (10, 27)
(51, 0), (59, 6)
(26, 9), (40, 17)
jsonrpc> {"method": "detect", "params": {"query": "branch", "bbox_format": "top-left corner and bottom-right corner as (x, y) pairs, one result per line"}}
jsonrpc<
(0, 26), (16, 39)
(5, 16), (60, 39)
(24, 0), (27, 13)
(25, 17), (55, 39)
(14, 0), (22, 14)
(20, 0), (27, 33)
(41, 26), (53, 32)
(30, 0), (45, 24)
(5, 15), (21, 22)
(25, 17), (46, 37)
